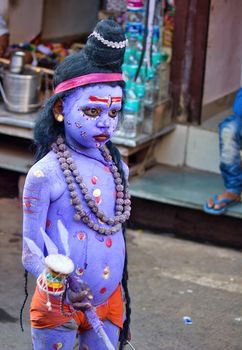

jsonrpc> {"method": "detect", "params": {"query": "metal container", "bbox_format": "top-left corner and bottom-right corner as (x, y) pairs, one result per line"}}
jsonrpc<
(9, 51), (25, 74)
(1, 68), (41, 113)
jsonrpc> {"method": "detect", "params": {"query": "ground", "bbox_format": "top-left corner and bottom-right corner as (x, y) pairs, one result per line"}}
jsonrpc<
(0, 197), (242, 350)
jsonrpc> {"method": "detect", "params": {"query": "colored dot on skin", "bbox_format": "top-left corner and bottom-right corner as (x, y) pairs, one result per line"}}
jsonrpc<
(95, 196), (101, 205)
(102, 266), (110, 280)
(100, 287), (107, 294)
(104, 165), (110, 173)
(24, 201), (31, 208)
(93, 188), (101, 197)
(91, 176), (98, 185)
(106, 238), (112, 248)
(83, 345), (89, 350)
(53, 343), (63, 349)
(46, 219), (51, 228)
(77, 232), (86, 240)
(75, 122), (82, 128)
(93, 189), (101, 205)
(34, 169), (44, 177)
(76, 267), (84, 276)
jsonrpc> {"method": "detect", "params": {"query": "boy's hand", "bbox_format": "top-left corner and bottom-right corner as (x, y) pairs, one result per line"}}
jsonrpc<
(67, 282), (93, 312)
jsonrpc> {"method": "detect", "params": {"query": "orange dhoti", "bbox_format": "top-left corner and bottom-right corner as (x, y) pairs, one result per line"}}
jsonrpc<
(30, 284), (124, 332)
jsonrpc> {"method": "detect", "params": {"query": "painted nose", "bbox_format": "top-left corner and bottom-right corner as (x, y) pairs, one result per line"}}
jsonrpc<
(96, 117), (110, 128)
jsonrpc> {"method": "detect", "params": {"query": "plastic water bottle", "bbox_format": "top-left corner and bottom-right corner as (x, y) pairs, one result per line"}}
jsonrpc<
(143, 66), (156, 135)
(159, 52), (170, 102)
(152, 26), (162, 96)
(135, 67), (146, 123)
(135, 34), (144, 62)
(126, 0), (144, 35)
(152, 51), (162, 97)
(122, 99), (141, 138)
(144, 66), (155, 107)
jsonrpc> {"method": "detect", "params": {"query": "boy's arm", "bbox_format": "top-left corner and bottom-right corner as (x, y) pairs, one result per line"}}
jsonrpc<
(121, 160), (129, 184)
(22, 167), (51, 278)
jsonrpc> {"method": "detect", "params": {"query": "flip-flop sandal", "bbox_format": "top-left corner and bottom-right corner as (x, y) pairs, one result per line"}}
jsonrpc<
(203, 194), (240, 215)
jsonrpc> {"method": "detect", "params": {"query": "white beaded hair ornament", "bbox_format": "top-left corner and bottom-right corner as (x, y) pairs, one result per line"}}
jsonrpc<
(89, 30), (128, 49)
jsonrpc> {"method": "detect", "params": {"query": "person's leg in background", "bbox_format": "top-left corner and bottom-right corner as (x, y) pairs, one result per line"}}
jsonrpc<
(204, 114), (242, 214)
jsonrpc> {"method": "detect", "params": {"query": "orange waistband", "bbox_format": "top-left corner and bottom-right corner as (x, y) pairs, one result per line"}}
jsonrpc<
(30, 284), (124, 331)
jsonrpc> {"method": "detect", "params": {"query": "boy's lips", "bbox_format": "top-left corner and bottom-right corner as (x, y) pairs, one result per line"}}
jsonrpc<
(93, 134), (110, 142)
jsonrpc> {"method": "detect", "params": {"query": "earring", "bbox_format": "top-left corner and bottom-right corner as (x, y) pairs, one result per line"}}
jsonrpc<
(55, 114), (64, 122)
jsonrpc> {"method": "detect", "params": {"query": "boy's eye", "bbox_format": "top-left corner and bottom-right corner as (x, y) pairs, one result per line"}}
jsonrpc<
(108, 109), (119, 118)
(82, 107), (101, 117)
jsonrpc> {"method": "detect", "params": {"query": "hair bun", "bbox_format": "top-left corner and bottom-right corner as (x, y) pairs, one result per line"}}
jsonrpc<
(93, 19), (126, 44)
(83, 19), (126, 71)
(53, 19), (125, 87)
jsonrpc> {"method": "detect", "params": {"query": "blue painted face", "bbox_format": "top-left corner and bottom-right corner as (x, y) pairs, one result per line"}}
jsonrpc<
(63, 84), (122, 149)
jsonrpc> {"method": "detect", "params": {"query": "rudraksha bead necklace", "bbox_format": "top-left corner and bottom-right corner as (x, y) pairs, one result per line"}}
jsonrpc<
(52, 136), (131, 235)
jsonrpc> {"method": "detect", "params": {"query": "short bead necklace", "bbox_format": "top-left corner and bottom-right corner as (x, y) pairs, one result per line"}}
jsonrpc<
(52, 136), (131, 235)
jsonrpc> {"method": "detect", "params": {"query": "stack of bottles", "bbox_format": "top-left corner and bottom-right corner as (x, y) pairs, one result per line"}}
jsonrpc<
(116, 1), (170, 140)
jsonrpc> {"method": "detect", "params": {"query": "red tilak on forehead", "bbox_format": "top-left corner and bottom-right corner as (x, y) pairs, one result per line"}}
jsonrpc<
(89, 96), (122, 107)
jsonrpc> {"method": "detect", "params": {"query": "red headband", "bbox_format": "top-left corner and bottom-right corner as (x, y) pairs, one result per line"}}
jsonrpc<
(54, 73), (124, 94)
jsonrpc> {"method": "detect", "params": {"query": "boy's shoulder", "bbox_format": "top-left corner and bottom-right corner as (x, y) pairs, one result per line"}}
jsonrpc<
(121, 159), (129, 179)
(27, 151), (59, 181)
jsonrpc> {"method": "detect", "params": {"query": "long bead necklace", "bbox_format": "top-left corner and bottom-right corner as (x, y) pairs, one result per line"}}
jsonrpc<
(52, 136), (131, 236)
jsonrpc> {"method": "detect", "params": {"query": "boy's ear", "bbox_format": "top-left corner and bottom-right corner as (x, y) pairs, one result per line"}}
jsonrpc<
(52, 99), (64, 122)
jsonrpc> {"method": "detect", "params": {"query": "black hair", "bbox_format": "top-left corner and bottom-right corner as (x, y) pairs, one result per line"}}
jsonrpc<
(19, 269), (28, 332)
(107, 141), (131, 349)
(119, 228), (131, 349)
(24, 19), (131, 346)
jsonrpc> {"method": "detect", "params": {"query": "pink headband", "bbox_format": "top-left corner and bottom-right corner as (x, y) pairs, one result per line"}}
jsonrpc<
(54, 73), (124, 94)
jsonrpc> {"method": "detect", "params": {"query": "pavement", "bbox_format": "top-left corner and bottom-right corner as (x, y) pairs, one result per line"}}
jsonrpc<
(130, 164), (242, 219)
(0, 197), (242, 350)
